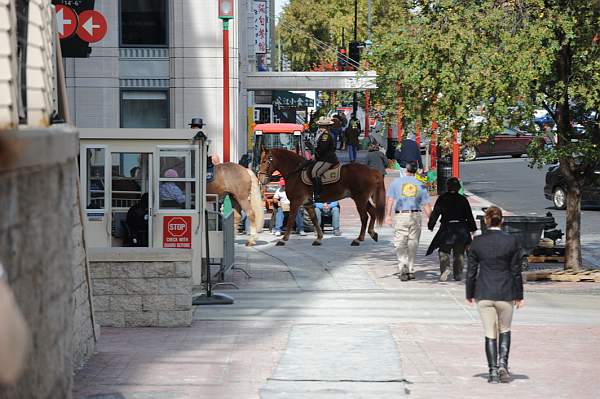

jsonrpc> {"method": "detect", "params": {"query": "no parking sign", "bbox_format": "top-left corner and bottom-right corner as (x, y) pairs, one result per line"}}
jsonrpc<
(163, 216), (192, 249)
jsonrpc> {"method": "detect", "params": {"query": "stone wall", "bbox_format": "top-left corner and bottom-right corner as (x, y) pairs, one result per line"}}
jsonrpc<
(89, 248), (193, 328)
(0, 128), (95, 399)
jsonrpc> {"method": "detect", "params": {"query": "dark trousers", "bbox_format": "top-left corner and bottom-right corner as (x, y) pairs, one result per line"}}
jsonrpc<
(439, 244), (465, 276)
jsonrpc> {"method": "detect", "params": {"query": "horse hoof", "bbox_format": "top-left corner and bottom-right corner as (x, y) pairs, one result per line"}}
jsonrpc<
(351, 240), (360, 246)
(275, 240), (285, 246)
(312, 240), (322, 246)
(370, 232), (379, 242)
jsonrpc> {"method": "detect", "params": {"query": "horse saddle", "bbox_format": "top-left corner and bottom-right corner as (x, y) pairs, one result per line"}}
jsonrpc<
(301, 163), (342, 186)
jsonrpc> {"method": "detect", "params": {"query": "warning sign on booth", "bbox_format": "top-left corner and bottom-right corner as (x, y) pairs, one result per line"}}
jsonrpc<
(163, 216), (192, 249)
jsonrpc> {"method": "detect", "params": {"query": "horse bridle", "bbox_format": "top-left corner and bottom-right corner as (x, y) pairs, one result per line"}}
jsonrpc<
(257, 154), (273, 187)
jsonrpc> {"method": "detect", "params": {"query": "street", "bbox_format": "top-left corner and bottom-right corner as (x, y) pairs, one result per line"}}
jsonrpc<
(461, 156), (600, 236)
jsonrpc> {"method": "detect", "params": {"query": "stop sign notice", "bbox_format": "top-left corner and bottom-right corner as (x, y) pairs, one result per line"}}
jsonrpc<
(163, 216), (192, 249)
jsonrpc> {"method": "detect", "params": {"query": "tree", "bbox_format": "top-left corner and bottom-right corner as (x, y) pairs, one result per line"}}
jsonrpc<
(277, 0), (402, 71)
(369, 0), (600, 270)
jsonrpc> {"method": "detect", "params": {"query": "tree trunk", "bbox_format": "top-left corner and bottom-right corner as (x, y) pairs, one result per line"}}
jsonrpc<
(564, 175), (583, 271)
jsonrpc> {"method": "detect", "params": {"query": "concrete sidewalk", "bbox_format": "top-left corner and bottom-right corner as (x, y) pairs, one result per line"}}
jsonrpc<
(74, 174), (600, 399)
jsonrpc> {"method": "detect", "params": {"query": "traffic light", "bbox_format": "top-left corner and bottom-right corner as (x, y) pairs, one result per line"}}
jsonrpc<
(337, 47), (348, 69)
(348, 41), (361, 70)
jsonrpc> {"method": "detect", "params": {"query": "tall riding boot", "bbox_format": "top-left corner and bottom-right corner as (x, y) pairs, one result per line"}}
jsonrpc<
(485, 337), (500, 384)
(498, 331), (511, 383)
(312, 177), (322, 203)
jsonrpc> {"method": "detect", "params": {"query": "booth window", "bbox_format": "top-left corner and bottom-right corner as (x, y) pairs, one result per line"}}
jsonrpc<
(120, 0), (168, 46)
(120, 90), (169, 128)
(158, 149), (196, 210)
(86, 148), (106, 210)
(111, 153), (151, 247)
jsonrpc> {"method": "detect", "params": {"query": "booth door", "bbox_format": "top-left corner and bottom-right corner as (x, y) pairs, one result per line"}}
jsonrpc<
(109, 152), (153, 248)
(153, 146), (199, 250)
(82, 146), (111, 247)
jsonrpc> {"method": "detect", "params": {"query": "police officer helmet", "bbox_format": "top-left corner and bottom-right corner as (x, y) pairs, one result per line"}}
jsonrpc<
(446, 177), (461, 192)
(406, 161), (418, 174)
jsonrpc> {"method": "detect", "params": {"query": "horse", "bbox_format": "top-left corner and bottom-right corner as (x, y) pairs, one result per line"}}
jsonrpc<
(207, 163), (264, 246)
(258, 148), (386, 246)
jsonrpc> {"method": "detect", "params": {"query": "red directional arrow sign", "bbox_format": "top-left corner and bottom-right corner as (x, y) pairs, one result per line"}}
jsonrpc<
(76, 10), (107, 43)
(55, 5), (78, 40)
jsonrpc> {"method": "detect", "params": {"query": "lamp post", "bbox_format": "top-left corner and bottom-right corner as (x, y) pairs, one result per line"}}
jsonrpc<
(218, 0), (234, 162)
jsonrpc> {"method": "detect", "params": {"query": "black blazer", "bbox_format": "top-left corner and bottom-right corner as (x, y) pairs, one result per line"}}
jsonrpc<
(466, 230), (524, 301)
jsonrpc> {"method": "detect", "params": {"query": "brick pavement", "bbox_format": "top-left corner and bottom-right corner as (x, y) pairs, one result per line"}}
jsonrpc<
(73, 164), (600, 399)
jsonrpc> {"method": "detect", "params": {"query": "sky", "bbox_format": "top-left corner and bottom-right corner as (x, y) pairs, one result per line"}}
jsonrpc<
(275, 0), (289, 21)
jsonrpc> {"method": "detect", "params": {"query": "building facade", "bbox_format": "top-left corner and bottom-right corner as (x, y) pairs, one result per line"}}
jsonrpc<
(63, 0), (263, 160)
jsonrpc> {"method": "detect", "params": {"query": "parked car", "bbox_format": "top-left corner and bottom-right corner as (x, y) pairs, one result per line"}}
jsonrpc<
(544, 164), (600, 209)
(461, 127), (536, 161)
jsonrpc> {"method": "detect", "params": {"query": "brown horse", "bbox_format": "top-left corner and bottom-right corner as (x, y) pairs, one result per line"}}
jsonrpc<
(207, 163), (264, 246)
(258, 148), (386, 246)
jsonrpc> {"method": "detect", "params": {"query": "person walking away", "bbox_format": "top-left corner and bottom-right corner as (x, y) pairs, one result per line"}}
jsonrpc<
(345, 113), (361, 162)
(273, 178), (306, 236)
(466, 206), (524, 384)
(426, 177), (477, 281)
(394, 132), (423, 176)
(365, 143), (388, 176)
(311, 117), (338, 202)
(331, 114), (343, 150)
(314, 201), (341, 236)
(385, 161), (432, 281)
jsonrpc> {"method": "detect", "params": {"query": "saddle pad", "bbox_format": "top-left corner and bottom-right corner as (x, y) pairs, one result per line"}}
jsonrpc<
(301, 163), (342, 186)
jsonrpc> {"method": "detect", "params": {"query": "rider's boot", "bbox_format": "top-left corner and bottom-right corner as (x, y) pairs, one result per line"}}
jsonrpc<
(312, 177), (322, 203)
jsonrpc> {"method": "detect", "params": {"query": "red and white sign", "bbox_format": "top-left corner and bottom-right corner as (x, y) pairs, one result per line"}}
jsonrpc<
(163, 216), (192, 249)
(56, 5), (78, 40)
(76, 10), (107, 43)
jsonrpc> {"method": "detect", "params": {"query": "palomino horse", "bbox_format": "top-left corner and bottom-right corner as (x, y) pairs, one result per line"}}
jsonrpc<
(207, 163), (264, 246)
(258, 148), (386, 246)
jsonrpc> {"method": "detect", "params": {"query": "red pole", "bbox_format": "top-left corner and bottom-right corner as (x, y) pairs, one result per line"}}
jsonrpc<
(452, 128), (460, 178)
(430, 120), (437, 170)
(222, 21), (231, 162)
(415, 120), (421, 149)
(364, 90), (370, 137)
(396, 82), (403, 141)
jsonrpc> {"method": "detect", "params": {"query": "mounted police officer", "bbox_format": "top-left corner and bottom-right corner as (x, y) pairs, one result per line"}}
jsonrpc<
(311, 116), (338, 201)
(385, 161), (432, 281)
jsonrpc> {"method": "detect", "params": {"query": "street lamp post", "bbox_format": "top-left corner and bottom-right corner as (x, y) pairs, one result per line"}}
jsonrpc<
(218, 0), (234, 162)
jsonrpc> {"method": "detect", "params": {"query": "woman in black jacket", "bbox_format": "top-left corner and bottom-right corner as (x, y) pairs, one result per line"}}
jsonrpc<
(427, 177), (477, 281)
(466, 206), (524, 384)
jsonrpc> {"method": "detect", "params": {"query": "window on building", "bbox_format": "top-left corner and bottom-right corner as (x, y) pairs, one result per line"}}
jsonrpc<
(120, 0), (168, 46)
(120, 90), (169, 128)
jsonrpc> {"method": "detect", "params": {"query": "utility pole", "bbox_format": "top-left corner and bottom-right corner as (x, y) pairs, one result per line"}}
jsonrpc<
(352, 0), (358, 116)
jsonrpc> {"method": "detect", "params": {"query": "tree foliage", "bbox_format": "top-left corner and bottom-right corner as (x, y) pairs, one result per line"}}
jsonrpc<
(369, 0), (599, 270)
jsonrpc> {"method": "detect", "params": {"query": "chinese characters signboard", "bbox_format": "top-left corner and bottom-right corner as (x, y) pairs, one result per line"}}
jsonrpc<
(253, 1), (267, 54)
(163, 216), (192, 249)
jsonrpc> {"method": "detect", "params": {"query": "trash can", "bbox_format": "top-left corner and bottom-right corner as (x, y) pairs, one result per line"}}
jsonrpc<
(437, 156), (452, 195)
(476, 215), (554, 258)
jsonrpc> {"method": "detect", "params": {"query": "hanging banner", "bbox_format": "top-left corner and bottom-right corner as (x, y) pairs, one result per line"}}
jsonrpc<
(253, 1), (267, 54)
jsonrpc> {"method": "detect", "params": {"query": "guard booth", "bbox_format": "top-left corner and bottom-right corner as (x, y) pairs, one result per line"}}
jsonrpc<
(79, 128), (208, 286)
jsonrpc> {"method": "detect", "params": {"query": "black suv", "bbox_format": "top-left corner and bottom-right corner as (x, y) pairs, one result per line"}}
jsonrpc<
(544, 164), (600, 209)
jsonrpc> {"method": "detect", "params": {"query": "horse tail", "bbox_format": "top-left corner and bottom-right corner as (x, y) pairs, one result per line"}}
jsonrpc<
(246, 168), (264, 233)
(374, 174), (386, 226)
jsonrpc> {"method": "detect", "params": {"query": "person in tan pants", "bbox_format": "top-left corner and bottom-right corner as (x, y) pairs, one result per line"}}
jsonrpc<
(385, 161), (432, 281)
(466, 207), (524, 384)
